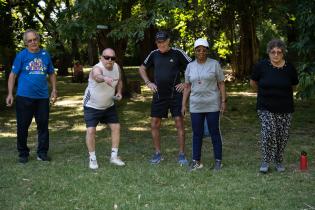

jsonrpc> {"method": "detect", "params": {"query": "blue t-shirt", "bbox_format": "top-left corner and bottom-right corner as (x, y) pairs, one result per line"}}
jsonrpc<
(12, 48), (54, 99)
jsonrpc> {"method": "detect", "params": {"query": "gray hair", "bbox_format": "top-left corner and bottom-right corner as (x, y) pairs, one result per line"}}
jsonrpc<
(23, 29), (40, 45)
(266, 39), (286, 55)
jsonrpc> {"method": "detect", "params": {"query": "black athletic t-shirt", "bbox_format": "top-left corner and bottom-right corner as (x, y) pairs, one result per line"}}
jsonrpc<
(251, 59), (299, 113)
(143, 47), (191, 98)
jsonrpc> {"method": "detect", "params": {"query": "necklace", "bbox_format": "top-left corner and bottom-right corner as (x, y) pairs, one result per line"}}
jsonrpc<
(270, 59), (286, 69)
(196, 61), (207, 84)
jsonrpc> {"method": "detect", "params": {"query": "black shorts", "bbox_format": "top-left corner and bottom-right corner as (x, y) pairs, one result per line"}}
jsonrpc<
(84, 105), (119, 127)
(151, 93), (183, 118)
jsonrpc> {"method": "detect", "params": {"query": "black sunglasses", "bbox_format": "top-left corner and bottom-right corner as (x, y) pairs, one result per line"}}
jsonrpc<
(102, 55), (116, 61)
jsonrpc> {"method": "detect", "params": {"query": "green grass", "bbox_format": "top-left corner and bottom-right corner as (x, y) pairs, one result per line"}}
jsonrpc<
(0, 78), (314, 210)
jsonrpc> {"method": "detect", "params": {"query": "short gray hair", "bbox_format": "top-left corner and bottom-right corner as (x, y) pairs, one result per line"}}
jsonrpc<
(266, 39), (286, 55)
(23, 29), (40, 45)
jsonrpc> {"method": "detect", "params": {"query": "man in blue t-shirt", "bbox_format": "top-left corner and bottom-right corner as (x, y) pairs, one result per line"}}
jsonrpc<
(6, 29), (57, 164)
(139, 31), (192, 165)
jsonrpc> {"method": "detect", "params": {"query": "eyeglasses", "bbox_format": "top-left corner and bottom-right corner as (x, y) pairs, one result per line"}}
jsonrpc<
(102, 55), (116, 61)
(27, 38), (38, 44)
(269, 50), (283, 55)
(195, 48), (207, 53)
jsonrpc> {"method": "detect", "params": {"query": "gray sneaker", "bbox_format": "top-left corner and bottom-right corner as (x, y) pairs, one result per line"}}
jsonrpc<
(214, 160), (222, 171)
(259, 162), (269, 173)
(275, 163), (285, 172)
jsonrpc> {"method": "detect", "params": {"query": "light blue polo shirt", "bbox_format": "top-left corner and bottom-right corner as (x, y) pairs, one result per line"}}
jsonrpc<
(12, 48), (54, 99)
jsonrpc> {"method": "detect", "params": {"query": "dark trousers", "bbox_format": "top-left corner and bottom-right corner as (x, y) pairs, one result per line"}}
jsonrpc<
(190, 111), (222, 161)
(16, 96), (50, 157)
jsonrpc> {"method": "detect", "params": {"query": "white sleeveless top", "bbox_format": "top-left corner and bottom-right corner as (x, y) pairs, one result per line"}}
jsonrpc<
(83, 62), (120, 110)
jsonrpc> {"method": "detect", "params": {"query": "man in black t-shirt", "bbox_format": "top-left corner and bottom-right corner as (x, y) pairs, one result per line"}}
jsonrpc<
(139, 31), (192, 165)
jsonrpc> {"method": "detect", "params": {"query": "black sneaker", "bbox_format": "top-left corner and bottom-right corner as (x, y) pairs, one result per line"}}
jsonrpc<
(18, 156), (28, 164)
(189, 160), (203, 171)
(37, 154), (51, 161)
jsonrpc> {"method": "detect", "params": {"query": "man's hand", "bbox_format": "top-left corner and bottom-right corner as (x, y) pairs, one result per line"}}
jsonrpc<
(175, 83), (185, 93)
(6, 94), (14, 107)
(147, 82), (158, 93)
(50, 89), (58, 104)
(104, 76), (115, 87)
(113, 93), (122, 101)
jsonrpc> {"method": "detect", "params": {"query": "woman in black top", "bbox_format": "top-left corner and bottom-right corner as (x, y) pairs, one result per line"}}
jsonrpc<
(250, 39), (299, 173)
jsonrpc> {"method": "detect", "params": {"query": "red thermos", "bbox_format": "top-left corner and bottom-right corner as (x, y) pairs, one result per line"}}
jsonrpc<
(300, 151), (308, 171)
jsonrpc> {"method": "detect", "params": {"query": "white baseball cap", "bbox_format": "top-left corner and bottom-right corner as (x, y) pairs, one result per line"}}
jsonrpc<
(194, 38), (209, 48)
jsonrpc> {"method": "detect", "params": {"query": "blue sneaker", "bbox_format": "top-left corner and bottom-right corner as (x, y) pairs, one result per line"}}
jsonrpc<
(178, 153), (188, 166)
(259, 162), (269, 173)
(150, 152), (163, 164)
(275, 163), (285, 172)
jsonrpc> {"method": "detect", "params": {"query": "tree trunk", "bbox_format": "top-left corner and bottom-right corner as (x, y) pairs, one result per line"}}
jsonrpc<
(0, 2), (16, 82)
(88, 37), (98, 66)
(138, 25), (156, 82)
(234, 1), (259, 80)
(71, 38), (80, 61)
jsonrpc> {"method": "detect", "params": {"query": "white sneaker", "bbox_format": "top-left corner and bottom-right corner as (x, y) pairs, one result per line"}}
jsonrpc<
(89, 158), (99, 170)
(110, 157), (125, 166)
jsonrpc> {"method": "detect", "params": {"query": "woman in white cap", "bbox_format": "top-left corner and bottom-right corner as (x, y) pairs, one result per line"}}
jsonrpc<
(182, 38), (226, 171)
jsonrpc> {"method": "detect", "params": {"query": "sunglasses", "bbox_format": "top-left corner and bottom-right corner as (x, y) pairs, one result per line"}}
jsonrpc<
(27, 38), (38, 44)
(102, 55), (116, 61)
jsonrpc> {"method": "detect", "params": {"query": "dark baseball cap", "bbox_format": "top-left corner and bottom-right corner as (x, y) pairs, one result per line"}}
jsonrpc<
(155, 31), (169, 41)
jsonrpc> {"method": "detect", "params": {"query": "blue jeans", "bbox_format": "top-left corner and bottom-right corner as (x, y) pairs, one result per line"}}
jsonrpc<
(16, 96), (50, 157)
(190, 112), (222, 161)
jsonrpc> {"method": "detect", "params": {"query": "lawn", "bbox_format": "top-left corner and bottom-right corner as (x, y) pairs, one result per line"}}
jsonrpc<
(0, 75), (314, 210)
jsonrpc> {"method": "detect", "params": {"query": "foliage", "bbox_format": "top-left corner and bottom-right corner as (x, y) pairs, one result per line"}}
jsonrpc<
(256, 19), (283, 58)
(2, 0), (315, 86)
(213, 32), (231, 60)
(292, 0), (315, 99)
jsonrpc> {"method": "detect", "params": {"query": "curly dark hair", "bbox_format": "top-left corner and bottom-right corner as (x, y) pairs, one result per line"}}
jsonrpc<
(266, 39), (286, 55)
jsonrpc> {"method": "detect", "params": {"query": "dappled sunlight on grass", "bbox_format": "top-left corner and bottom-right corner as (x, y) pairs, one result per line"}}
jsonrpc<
(228, 91), (257, 97)
(128, 127), (150, 131)
(50, 120), (74, 131)
(54, 96), (83, 107)
(68, 123), (86, 132)
(0, 132), (16, 138)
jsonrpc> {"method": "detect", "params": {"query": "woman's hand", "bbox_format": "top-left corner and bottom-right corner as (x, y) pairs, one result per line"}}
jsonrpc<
(220, 101), (226, 113)
(181, 105), (187, 116)
(175, 83), (185, 93)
